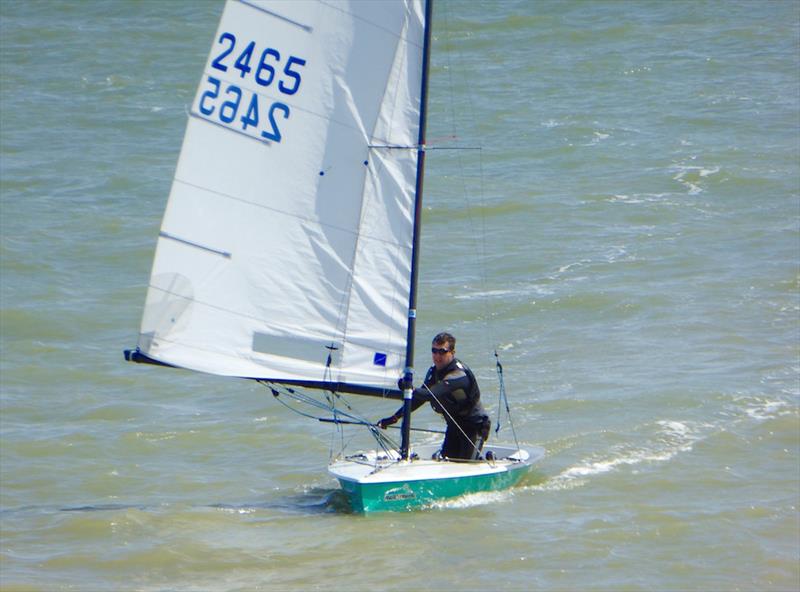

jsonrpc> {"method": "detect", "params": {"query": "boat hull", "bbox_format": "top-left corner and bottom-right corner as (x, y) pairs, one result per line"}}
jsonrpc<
(328, 444), (544, 512)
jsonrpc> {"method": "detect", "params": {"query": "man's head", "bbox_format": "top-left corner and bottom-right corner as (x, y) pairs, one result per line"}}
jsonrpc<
(431, 332), (455, 370)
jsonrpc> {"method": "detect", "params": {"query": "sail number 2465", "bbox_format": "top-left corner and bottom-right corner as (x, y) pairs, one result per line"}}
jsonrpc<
(196, 32), (307, 143)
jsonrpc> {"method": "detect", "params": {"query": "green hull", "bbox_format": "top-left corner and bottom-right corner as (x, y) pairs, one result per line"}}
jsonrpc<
(338, 462), (531, 512)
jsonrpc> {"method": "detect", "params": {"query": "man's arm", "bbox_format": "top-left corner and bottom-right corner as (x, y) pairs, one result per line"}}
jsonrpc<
(423, 369), (473, 416)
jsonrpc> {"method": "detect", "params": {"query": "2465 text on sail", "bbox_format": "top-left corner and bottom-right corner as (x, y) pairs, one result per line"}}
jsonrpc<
(194, 31), (307, 143)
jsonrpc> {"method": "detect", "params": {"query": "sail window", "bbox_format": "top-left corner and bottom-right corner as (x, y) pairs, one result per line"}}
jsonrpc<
(252, 332), (341, 366)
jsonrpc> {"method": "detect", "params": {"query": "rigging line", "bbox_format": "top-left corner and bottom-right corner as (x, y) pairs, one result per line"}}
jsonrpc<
(319, 418), (444, 434)
(266, 382), (362, 422)
(456, 135), (494, 354)
(436, 1), (493, 352)
(317, 0), (424, 50)
(420, 383), (484, 459)
(494, 356), (503, 434)
(268, 387), (328, 422)
(440, 2), (504, 419)
(494, 351), (521, 452)
(265, 382), (401, 454)
(440, 1), (459, 144)
(264, 382), (336, 415)
(319, 352), (359, 416)
(368, 144), (481, 150)
(368, 425), (399, 456)
(321, 352), (344, 459)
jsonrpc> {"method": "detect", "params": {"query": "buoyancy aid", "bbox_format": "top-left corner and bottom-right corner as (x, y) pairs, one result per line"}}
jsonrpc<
(420, 358), (487, 424)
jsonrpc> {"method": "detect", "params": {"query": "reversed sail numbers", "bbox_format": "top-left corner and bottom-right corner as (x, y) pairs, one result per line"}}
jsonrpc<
(194, 32), (307, 143)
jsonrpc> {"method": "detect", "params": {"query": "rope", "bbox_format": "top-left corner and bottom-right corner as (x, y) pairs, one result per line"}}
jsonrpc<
(262, 381), (400, 458)
(493, 351), (521, 453)
(419, 382), (485, 460)
(440, 1), (519, 449)
(322, 347), (344, 457)
(263, 380), (508, 464)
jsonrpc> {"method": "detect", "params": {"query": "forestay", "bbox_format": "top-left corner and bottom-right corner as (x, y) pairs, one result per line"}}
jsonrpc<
(136, 0), (426, 394)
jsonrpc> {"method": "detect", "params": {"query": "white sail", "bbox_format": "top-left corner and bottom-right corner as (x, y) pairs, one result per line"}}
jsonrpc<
(136, 0), (426, 393)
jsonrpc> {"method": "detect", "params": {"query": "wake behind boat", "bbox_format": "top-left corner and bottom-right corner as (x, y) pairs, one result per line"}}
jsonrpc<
(124, 0), (543, 512)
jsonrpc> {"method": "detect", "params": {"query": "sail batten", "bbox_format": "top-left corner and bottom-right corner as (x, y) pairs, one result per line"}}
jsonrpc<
(238, 0), (315, 32)
(135, 0), (426, 394)
(171, 176), (413, 249)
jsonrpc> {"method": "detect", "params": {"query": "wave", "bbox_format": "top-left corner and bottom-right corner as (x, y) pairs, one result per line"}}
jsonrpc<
(526, 389), (797, 495)
(670, 163), (722, 195)
(733, 396), (796, 422)
(427, 488), (516, 511)
(529, 419), (710, 492)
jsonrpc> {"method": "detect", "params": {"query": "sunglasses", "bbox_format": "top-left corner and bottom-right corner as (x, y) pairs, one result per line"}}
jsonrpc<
(431, 347), (451, 355)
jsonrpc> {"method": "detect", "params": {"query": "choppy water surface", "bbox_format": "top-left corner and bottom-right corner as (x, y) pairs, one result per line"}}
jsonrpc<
(1, 1), (798, 590)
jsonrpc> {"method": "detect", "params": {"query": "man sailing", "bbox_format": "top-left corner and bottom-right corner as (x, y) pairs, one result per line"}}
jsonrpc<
(378, 332), (490, 460)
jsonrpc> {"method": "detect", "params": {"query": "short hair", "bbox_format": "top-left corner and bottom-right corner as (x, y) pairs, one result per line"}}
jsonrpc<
(432, 332), (455, 352)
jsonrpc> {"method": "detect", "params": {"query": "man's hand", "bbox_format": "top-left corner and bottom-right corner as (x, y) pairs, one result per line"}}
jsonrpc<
(377, 415), (399, 429)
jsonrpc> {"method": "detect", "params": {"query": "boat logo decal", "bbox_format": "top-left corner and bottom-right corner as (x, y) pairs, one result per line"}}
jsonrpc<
(383, 483), (416, 502)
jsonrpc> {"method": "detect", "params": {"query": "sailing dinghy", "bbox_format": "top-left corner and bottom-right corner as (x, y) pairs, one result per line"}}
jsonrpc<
(125, 0), (543, 512)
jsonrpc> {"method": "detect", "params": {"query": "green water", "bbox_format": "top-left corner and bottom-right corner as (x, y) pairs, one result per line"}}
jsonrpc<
(1, 1), (798, 590)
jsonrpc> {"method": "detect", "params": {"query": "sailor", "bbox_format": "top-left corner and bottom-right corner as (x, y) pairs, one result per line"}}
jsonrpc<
(378, 332), (490, 460)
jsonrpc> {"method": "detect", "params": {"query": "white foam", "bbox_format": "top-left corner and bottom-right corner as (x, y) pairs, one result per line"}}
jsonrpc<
(657, 420), (690, 437)
(557, 260), (591, 274)
(532, 420), (709, 491)
(429, 488), (514, 510)
(454, 288), (516, 300)
(699, 166), (720, 177)
(671, 164), (720, 195)
(742, 399), (791, 421)
(583, 131), (611, 146)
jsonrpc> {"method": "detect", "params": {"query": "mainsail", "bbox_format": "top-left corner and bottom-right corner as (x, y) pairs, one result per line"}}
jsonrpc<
(130, 0), (428, 396)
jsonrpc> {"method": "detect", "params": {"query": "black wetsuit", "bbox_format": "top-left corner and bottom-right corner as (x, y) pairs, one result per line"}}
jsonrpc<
(398, 358), (490, 460)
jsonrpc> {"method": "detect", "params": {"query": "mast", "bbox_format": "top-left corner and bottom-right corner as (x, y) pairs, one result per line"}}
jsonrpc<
(400, 0), (433, 460)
